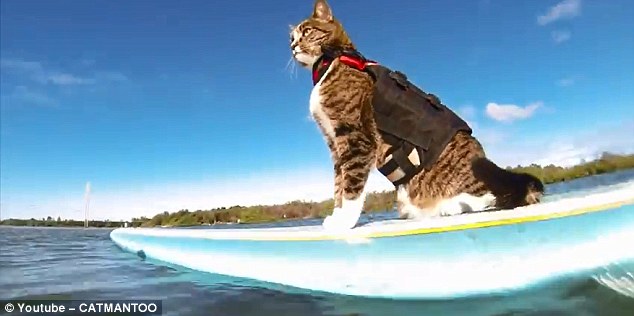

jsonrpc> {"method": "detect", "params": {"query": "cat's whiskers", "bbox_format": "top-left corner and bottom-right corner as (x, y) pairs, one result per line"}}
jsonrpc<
(284, 55), (298, 80)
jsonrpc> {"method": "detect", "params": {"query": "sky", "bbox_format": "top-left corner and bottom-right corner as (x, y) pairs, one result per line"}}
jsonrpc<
(1, 0), (633, 221)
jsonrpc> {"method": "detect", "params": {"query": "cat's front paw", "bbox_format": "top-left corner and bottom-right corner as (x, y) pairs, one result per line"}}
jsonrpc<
(322, 207), (361, 231)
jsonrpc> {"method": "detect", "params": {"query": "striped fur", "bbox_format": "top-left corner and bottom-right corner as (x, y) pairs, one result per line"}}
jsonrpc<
(291, 0), (544, 229)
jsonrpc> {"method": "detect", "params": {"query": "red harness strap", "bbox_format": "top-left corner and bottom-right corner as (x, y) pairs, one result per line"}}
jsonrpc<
(312, 52), (378, 85)
(312, 59), (332, 84)
(340, 55), (377, 71)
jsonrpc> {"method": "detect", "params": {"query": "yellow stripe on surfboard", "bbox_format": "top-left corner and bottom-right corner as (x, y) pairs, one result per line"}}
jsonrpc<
(240, 198), (634, 242)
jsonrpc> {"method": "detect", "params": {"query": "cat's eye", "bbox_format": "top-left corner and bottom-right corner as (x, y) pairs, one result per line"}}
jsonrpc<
(290, 34), (294, 43)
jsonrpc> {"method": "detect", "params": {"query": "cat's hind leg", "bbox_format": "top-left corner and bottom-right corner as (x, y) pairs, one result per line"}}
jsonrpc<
(397, 187), (496, 219)
(434, 192), (496, 216)
(396, 185), (430, 219)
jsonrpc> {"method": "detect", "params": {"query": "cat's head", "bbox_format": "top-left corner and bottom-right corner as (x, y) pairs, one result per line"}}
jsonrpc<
(289, 0), (354, 69)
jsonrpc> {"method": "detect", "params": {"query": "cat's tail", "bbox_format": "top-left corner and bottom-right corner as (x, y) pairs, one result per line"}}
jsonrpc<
(471, 157), (544, 210)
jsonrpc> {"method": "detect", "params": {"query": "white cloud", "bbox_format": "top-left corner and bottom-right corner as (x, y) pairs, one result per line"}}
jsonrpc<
(485, 101), (542, 123)
(1, 57), (127, 86)
(483, 119), (634, 168)
(44, 73), (96, 85)
(2, 86), (57, 108)
(551, 30), (571, 43)
(487, 139), (592, 169)
(96, 71), (128, 82)
(533, 142), (598, 167)
(0, 58), (43, 72)
(557, 77), (576, 87)
(537, 0), (582, 26)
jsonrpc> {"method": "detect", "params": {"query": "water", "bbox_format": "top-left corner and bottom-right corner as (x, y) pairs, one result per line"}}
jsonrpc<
(2, 170), (634, 316)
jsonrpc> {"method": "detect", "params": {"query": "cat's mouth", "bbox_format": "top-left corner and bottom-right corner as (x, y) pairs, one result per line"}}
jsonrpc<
(292, 52), (316, 68)
(292, 52), (307, 66)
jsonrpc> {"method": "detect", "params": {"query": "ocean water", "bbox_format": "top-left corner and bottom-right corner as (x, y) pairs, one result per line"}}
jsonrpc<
(2, 170), (634, 316)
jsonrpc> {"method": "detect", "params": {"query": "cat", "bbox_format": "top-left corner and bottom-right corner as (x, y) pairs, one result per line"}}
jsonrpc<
(290, 0), (544, 231)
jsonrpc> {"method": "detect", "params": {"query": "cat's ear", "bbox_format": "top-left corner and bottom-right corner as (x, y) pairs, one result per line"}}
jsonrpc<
(313, 0), (333, 22)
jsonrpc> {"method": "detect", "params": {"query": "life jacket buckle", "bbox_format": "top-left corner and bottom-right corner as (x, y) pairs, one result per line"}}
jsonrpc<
(388, 71), (410, 90)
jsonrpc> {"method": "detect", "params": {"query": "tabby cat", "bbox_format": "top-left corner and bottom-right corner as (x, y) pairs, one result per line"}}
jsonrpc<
(290, 0), (544, 231)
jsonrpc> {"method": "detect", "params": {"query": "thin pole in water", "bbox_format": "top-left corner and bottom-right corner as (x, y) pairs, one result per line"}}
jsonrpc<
(84, 182), (91, 228)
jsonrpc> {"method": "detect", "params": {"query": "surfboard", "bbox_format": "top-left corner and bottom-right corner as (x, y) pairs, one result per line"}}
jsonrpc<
(110, 182), (634, 299)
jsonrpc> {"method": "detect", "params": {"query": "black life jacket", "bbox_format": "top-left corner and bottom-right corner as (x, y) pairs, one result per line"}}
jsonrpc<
(312, 47), (473, 187)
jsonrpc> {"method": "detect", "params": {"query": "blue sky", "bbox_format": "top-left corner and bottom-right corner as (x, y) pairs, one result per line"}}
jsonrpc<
(1, 0), (633, 221)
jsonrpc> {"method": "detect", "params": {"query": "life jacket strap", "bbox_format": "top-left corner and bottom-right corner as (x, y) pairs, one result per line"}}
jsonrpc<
(312, 47), (376, 85)
(377, 140), (422, 187)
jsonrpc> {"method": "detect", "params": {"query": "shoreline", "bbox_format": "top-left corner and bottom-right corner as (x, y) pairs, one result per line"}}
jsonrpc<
(2, 154), (633, 228)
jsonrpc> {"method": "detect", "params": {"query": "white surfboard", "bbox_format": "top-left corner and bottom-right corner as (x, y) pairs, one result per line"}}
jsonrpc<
(110, 181), (634, 299)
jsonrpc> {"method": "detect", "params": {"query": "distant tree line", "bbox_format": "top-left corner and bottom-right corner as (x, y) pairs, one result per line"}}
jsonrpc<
(137, 190), (396, 227)
(507, 152), (634, 184)
(0, 216), (144, 228)
(2, 152), (632, 228)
